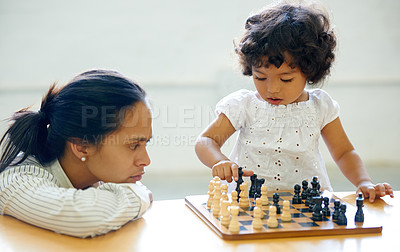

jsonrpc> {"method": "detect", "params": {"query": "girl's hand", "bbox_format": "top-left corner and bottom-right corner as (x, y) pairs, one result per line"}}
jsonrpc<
(212, 160), (254, 183)
(357, 181), (394, 203)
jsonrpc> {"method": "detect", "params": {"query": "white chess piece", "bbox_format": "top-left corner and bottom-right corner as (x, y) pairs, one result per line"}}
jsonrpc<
(206, 180), (215, 208)
(221, 184), (229, 201)
(231, 191), (238, 207)
(228, 206), (240, 234)
(220, 200), (231, 226)
(212, 181), (222, 217)
(260, 185), (269, 206)
(281, 200), (292, 222)
(253, 207), (263, 230)
(267, 205), (278, 228)
(255, 198), (265, 219)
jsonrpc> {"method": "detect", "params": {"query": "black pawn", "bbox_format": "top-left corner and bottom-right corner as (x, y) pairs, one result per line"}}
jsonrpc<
(292, 184), (302, 204)
(301, 180), (308, 199)
(322, 197), (331, 217)
(273, 193), (281, 214)
(355, 193), (364, 222)
(332, 200), (341, 220)
(310, 176), (319, 196)
(235, 167), (244, 198)
(337, 204), (347, 225)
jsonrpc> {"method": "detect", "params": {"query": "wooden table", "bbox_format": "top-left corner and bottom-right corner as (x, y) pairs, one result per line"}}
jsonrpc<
(0, 192), (398, 252)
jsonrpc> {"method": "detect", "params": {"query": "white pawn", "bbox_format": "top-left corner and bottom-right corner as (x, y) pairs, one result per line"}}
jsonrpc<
(231, 191), (238, 207)
(255, 198), (265, 219)
(206, 180), (215, 208)
(253, 207), (263, 230)
(267, 206), (278, 228)
(221, 184), (229, 201)
(260, 185), (269, 206)
(228, 206), (240, 234)
(281, 200), (292, 222)
(220, 200), (231, 226)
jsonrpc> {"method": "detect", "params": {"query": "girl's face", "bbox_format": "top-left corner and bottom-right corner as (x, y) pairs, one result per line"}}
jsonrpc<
(252, 62), (308, 106)
(85, 101), (152, 184)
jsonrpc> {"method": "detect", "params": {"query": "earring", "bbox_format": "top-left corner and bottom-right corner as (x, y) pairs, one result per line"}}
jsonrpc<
(81, 157), (86, 162)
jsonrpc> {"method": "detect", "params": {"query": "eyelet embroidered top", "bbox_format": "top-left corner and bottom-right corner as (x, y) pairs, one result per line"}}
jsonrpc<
(216, 89), (339, 192)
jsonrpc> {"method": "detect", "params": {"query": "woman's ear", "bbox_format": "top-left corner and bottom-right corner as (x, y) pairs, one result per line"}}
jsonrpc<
(67, 138), (90, 161)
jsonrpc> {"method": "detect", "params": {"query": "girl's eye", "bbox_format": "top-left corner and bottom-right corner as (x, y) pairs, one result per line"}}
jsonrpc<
(254, 76), (267, 81)
(281, 78), (293, 83)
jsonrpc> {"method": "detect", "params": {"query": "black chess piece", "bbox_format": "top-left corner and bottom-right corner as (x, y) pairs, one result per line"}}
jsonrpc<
(308, 186), (318, 212)
(332, 199), (341, 220)
(322, 197), (331, 217)
(273, 193), (281, 214)
(310, 176), (319, 196)
(292, 184), (302, 204)
(311, 196), (323, 221)
(337, 204), (347, 225)
(235, 167), (244, 199)
(301, 180), (308, 199)
(254, 178), (265, 199)
(249, 174), (257, 198)
(305, 187), (312, 207)
(355, 193), (364, 222)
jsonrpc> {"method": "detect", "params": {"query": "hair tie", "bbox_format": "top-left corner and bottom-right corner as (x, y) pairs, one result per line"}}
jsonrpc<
(37, 110), (49, 125)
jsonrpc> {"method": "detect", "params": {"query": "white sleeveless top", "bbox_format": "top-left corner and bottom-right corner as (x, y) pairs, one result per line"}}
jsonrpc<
(216, 89), (339, 192)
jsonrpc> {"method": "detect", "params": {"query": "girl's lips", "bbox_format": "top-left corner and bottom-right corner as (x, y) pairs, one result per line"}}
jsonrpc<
(267, 98), (283, 105)
(128, 172), (145, 182)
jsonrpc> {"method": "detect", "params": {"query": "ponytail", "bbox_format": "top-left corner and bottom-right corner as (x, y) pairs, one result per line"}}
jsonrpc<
(0, 84), (59, 172)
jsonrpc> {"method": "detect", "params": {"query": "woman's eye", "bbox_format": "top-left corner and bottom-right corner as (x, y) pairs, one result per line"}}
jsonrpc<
(129, 144), (139, 150)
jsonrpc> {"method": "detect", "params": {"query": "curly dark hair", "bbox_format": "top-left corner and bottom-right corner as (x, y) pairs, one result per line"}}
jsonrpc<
(235, 2), (336, 85)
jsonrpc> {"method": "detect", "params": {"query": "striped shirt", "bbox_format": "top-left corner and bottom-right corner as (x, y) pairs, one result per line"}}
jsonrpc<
(0, 157), (151, 238)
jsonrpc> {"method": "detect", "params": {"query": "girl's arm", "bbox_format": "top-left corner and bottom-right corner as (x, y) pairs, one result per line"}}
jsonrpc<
(322, 117), (394, 202)
(195, 113), (253, 182)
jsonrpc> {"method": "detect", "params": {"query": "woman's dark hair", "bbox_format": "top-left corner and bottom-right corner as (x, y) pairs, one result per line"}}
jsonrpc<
(0, 69), (147, 172)
(235, 2), (336, 85)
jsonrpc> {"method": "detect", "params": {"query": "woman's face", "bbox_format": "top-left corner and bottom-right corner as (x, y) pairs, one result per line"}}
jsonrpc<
(85, 101), (152, 184)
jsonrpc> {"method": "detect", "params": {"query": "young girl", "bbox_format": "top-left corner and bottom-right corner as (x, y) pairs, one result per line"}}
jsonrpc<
(195, 2), (393, 202)
(0, 69), (153, 237)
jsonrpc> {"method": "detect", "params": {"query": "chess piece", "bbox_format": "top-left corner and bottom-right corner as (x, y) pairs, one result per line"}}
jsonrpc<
(260, 185), (269, 206)
(301, 180), (308, 199)
(355, 193), (364, 222)
(231, 190), (238, 206)
(229, 206), (240, 233)
(255, 178), (265, 199)
(255, 198), (265, 219)
(311, 176), (320, 196)
(212, 181), (222, 217)
(220, 200), (231, 226)
(273, 193), (281, 214)
(337, 204), (347, 225)
(332, 199), (341, 220)
(311, 196), (323, 221)
(292, 184), (302, 204)
(206, 180), (215, 208)
(249, 174), (257, 198)
(267, 206), (278, 228)
(322, 197), (331, 217)
(252, 207), (263, 230)
(221, 184), (229, 201)
(235, 167), (244, 197)
(239, 184), (250, 208)
(281, 200), (291, 222)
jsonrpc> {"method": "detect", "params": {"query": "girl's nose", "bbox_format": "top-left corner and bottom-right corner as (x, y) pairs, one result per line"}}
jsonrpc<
(267, 81), (281, 93)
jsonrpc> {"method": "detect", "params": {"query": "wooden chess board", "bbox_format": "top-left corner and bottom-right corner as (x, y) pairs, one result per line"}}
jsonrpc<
(185, 191), (382, 240)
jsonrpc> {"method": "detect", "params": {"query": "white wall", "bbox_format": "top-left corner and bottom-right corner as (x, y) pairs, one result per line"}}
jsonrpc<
(1, 0), (399, 175)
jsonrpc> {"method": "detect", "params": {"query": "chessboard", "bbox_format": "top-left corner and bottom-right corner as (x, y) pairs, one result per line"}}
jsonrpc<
(185, 190), (382, 240)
